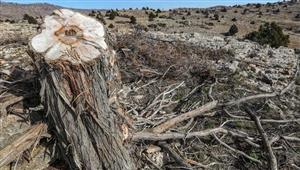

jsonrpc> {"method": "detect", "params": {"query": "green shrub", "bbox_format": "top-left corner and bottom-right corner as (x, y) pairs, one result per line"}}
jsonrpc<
(148, 12), (156, 21)
(245, 22), (289, 48)
(130, 16), (137, 24)
(107, 10), (118, 20)
(225, 24), (238, 36)
(213, 14), (219, 20)
(108, 23), (114, 28)
(23, 14), (37, 24)
(96, 15), (106, 25)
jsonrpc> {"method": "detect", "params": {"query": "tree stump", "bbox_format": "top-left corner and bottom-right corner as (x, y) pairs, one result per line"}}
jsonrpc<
(29, 9), (134, 170)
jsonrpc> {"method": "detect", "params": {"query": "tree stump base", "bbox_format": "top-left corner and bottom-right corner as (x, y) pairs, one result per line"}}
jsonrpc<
(29, 9), (134, 170)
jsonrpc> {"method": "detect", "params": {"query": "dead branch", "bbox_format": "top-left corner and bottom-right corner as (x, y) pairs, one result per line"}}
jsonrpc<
(158, 142), (192, 169)
(212, 133), (262, 165)
(151, 101), (218, 133)
(132, 128), (227, 141)
(0, 96), (24, 117)
(245, 107), (278, 170)
(0, 123), (48, 168)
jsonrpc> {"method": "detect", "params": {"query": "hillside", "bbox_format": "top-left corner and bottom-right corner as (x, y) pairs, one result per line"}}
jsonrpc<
(0, 2), (90, 20)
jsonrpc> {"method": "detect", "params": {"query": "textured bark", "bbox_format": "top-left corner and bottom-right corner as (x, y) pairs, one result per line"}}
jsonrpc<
(29, 9), (134, 170)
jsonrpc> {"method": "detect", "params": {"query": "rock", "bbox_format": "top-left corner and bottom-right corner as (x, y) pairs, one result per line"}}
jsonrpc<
(229, 60), (239, 73)
(146, 145), (161, 154)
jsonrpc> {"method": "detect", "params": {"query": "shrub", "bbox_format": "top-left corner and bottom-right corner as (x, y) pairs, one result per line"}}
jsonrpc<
(108, 23), (114, 28)
(148, 12), (156, 21)
(134, 24), (149, 32)
(241, 9), (248, 15)
(255, 3), (262, 8)
(96, 15), (106, 25)
(213, 14), (219, 20)
(231, 18), (237, 22)
(23, 14), (37, 24)
(148, 24), (158, 29)
(182, 16), (186, 20)
(273, 9), (280, 14)
(187, 11), (191, 16)
(220, 7), (227, 12)
(130, 16), (137, 24)
(107, 10), (118, 20)
(245, 22), (289, 48)
(157, 23), (167, 27)
(156, 9), (161, 13)
(225, 24), (239, 36)
(250, 21), (255, 24)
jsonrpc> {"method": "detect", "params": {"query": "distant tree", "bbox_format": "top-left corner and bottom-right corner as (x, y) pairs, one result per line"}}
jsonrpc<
(130, 16), (137, 24)
(187, 11), (191, 16)
(241, 9), (248, 15)
(108, 10), (118, 20)
(108, 23), (114, 28)
(23, 14), (37, 24)
(255, 3), (262, 8)
(220, 7), (227, 12)
(148, 12), (156, 21)
(245, 22), (289, 48)
(96, 15), (106, 25)
(225, 24), (239, 36)
(156, 9), (161, 13)
(213, 14), (219, 20)
(273, 9), (280, 14)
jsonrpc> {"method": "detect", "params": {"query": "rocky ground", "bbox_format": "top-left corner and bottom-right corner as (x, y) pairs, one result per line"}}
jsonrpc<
(0, 2), (300, 170)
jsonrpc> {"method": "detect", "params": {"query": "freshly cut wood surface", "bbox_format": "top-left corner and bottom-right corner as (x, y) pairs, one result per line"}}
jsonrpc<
(31, 9), (107, 64)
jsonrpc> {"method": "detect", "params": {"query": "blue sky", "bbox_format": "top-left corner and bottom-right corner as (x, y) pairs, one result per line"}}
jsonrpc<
(3, 0), (280, 9)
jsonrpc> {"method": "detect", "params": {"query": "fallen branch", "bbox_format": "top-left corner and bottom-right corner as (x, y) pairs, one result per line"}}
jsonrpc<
(151, 101), (218, 133)
(245, 107), (278, 170)
(0, 96), (24, 117)
(132, 128), (227, 141)
(0, 123), (48, 168)
(212, 133), (262, 165)
(158, 142), (192, 169)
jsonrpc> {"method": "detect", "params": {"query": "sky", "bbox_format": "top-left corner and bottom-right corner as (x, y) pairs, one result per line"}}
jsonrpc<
(2, 0), (280, 9)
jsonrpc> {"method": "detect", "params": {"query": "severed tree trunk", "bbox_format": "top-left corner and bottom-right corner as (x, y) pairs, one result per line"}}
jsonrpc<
(29, 9), (135, 170)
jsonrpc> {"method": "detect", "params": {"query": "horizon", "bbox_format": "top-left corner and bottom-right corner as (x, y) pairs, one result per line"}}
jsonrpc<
(2, 0), (281, 9)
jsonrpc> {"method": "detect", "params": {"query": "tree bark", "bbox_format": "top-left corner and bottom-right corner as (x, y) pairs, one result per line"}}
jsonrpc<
(29, 9), (134, 170)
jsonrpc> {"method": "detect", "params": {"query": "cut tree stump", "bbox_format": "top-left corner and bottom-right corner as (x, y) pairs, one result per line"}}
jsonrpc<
(28, 9), (135, 170)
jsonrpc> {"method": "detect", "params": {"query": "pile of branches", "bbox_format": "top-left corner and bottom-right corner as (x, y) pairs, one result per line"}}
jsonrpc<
(114, 32), (300, 169)
(0, 32), (299, 169)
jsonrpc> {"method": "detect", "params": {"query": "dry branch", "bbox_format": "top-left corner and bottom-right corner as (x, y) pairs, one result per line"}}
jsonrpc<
(0, 123), (47, 168)
(151, 101), (218, 133)
(132, 128), (227, 141)
(245, 107), (278, 170)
